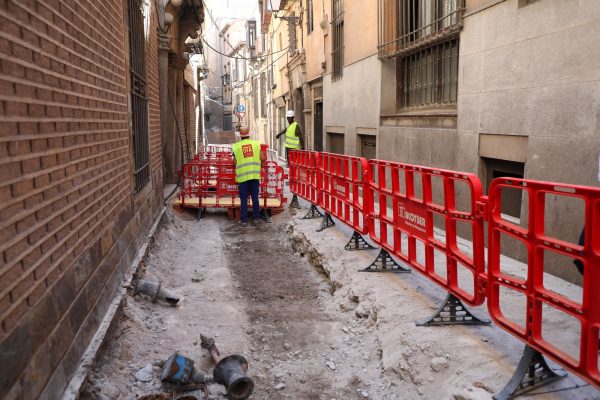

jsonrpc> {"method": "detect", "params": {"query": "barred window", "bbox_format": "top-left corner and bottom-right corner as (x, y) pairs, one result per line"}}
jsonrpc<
(332, 0), (344, 80)
(396, 39), (458, 108)
(307, 0), (314, 34)
(379, 0), (463, 109)
(127, 0), (150, 193)
(287, 13), (298, 53)
(378, 0), (463, 58)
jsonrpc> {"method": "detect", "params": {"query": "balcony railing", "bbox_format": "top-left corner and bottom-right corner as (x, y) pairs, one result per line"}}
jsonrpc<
(378, 0), (465, 59)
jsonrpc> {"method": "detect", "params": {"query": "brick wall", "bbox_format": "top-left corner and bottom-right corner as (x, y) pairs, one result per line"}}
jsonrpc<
(0, 0), (164, 398)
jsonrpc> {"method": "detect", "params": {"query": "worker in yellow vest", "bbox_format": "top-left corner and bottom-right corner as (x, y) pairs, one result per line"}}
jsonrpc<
(232, 127), (266, 226)
(276, 110), (304, 164)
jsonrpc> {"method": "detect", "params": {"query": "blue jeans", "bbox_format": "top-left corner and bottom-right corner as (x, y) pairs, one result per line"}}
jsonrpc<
(239, 179), (260, 222)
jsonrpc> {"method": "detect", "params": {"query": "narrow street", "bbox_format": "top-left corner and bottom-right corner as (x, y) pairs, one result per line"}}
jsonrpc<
(82, 206), (390, 400)
(81, 198), (598, 400)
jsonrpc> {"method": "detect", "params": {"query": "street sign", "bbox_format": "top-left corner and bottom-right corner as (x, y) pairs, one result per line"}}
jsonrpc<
(237, 104), (246, 113)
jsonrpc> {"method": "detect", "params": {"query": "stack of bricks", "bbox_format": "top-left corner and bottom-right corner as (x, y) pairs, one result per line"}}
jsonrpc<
(0, 0), (164, 398)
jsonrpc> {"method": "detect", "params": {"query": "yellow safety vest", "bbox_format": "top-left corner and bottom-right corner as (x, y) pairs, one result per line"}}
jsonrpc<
(232, 139), (262, 183)
(285, 122), (300, 149)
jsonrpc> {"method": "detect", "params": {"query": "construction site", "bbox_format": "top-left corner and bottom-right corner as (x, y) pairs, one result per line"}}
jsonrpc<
(1, 0), (600, 399)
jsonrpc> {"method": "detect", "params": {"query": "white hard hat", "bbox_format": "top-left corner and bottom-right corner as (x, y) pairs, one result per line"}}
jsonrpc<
(286, 110), (295, 118)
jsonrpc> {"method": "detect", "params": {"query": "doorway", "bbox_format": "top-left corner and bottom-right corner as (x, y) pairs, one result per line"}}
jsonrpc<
(314, 102), (323, 151)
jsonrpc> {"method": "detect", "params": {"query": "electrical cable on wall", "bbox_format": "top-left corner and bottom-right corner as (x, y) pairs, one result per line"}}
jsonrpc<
(201, 37), (292, 61)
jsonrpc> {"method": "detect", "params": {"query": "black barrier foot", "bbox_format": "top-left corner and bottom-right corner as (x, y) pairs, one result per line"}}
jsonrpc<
(316, 212), (335, 232)
(415, 293), (491, 326)
(289, 194), (301, 209)
(260, 210), (271, 223)
(345, 230), (376, 251)
(493, 345), (566, 400)
(360, 248), (410, 273)
(302, 204), (324, 219)
(197, 208), (204, 220)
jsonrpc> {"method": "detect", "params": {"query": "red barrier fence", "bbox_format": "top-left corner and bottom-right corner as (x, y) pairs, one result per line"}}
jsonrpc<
(487, 178), (600, 386)
(178, 146), (286, 210)
(289, 150), (320, 205)
(318, 152), (371, 235)
(288, 150), (600, 390)
(367, 160), (486, 306)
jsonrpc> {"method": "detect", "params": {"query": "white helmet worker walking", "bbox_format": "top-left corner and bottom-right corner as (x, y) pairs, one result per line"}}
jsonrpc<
(277, 109), (303, 165)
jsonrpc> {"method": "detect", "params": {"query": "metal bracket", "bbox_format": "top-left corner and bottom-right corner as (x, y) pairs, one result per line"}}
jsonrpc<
(302, 204), (324, 219)
(345, 230), (376, 251)
(316, 212), (335, 232)
(360, 248), (410, 273)
(416, 293), (491, 326)
(289, 194), (301, 209)
(493, 345), (567, 400)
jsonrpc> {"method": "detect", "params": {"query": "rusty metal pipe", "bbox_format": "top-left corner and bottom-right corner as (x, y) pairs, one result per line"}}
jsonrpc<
(200, 334), (254, 400)
(136, 279), (182, 306)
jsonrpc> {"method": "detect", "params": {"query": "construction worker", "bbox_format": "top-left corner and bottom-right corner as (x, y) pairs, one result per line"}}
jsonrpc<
(232, 127), (266, 226)
(276, 110), (304, 163)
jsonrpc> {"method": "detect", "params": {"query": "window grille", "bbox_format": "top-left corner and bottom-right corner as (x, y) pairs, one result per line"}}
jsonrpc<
(331, 0), (344, 80)
(127, 0), (150, 193)
(307, 0), (314, 34)
(287, 13), (298, 53)
(378, 0), (464, 59)
(396, 39), (458, 108)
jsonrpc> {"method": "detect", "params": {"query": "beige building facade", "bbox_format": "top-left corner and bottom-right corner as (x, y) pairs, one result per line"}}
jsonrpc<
(377, 0), (600, 282)
(239, 0), (598, 282)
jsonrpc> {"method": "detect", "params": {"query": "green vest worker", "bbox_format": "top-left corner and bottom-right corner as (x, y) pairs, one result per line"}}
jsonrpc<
(276, 110), (304, 165)
(232, 127), (266, 226)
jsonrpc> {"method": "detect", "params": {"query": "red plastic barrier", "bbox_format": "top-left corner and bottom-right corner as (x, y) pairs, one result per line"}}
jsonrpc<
(367, 160), (486, 306)
(318, 152), (371, 235)
(258, 161), (287, 208)
(487, 178), (600, 387)
(289, 150), (321, 205)
(178, 156), (286, 209)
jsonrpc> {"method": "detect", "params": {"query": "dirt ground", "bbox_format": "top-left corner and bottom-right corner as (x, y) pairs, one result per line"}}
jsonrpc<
(82, 206), (390, 399)
(81, 198), (600, 400)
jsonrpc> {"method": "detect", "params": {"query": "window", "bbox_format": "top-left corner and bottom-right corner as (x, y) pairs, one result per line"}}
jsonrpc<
(287, 14), (298, 53)
(306, 0), (314, 34)
(378, 0), (464, 58)
(332, 0), (344, 80)
(379, 0), (463, 110)
(127, 0), (150, 193)
(260, 72), (267, 118)
(247, 20), (257, 58)
(396, 39), (458, 108)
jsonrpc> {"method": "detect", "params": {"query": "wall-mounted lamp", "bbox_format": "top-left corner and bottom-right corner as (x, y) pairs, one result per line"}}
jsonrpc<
(269, 0), (301, 24)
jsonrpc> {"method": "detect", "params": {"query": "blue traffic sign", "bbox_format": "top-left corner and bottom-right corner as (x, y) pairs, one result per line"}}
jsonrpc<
(237, 104), (246, 113)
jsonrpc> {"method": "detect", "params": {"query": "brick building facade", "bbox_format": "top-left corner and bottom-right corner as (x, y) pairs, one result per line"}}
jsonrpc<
(0, 0), (180, 397)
